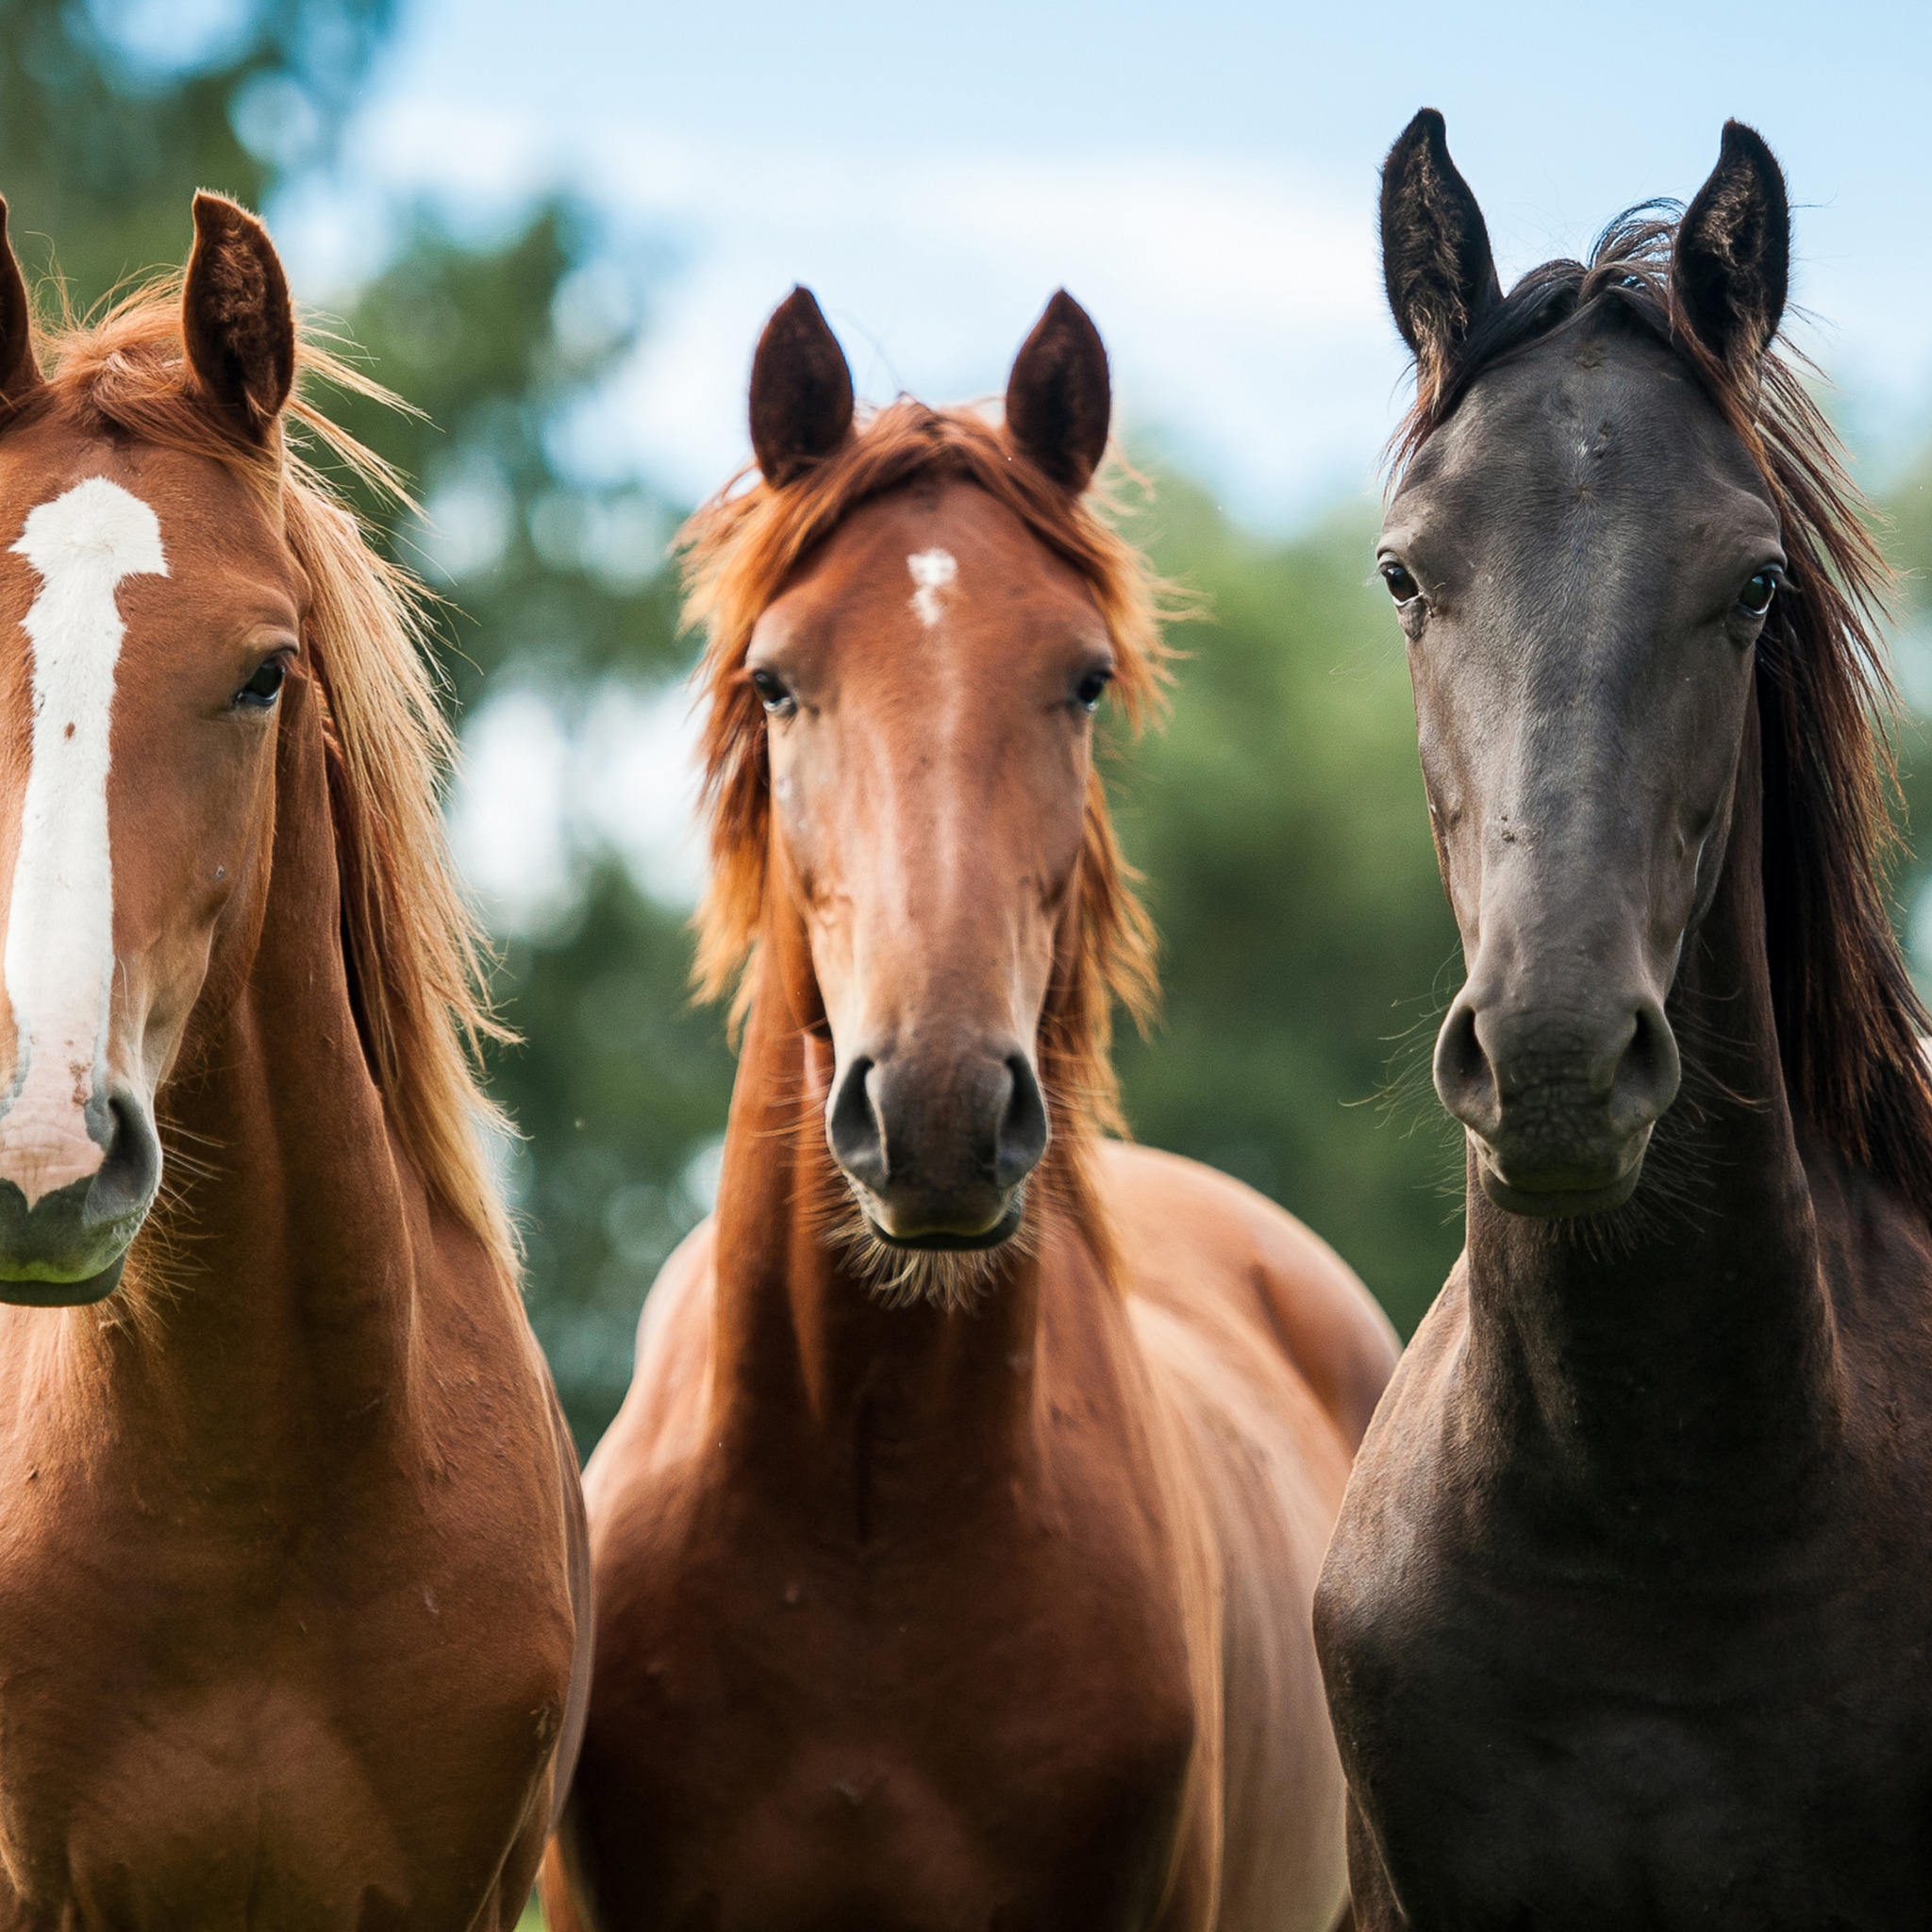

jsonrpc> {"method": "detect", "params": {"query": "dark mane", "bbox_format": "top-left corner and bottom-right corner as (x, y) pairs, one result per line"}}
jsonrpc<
(1394, 209), (1932, 1221)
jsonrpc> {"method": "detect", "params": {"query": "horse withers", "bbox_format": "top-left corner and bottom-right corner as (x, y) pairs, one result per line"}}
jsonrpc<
(0, 195), (589, 1925)
(1317, 113), (1932, 1926)
(541, 291), (1395, 1930)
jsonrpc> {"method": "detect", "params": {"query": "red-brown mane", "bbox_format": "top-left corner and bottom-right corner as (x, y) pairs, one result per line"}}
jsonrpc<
(679, 398), (1173, 1253)
(22, 276), (516, 1276)
(1392, 210), (1932, 1221)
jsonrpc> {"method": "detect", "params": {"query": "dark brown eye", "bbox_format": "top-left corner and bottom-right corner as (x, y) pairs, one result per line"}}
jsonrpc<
(1074, 668), (1112, 712)
(749, 667), (791, 713)
(1737, 569), (1779, 618)
(235, 658), (286, 710)
(1381, 561), (1422, 605)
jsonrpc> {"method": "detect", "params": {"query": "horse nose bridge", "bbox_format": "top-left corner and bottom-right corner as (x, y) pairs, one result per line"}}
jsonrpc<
(1442, 820), (1683, 1151)
(841, 884), (1035, 1054)
(1468, 781), (1659, 972)
(0, 934), (122, 1209)
(0, 928), (162, 1221)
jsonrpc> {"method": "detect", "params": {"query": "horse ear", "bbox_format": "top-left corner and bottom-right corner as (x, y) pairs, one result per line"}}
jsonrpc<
(749, 288), (854, 487)
(1005, 290), (1110, 493)
(1673, 121), (1790, 370)
(182, 192), (295, 441)
(1380, 108), (1501, 381)
(0, 200), (41, 409)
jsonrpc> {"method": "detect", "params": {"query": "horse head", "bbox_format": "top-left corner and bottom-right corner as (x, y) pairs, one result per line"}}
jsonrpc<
(1377, 114), (1793, 1217)
(0, 194), (304, 1298)
(691, 288), (1158, 1291)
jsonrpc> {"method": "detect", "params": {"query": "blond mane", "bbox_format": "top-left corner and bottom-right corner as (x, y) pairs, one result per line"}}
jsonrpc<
(679, 399), (1174, 1260)
(30, 277), (516, 1279)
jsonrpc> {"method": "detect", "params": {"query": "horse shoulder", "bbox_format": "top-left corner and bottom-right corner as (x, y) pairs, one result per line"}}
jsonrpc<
(1321, 1267), (1468, 1723)
(1099, 1141), (1398, 1452)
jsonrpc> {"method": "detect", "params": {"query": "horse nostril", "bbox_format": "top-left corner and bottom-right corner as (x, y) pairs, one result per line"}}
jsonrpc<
(994, 1055), (1049, 1191)
(85, 1094), (161, 1229)
(1432, 999), (1498, 1132)
(825, 1058), (888, 1191)
(1608, 999), (1681, 1133)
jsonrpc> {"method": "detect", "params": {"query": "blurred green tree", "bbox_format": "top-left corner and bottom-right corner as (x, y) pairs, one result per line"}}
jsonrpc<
(0, 0), (392, 304)
(1110, 479), (1464, 1338)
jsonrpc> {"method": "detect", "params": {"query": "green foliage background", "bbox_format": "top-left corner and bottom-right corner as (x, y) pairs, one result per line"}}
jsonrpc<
(11, 0), (1932, 1476)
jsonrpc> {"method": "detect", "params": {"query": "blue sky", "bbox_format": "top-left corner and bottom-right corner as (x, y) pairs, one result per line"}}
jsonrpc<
(278, 0), (1932, 525)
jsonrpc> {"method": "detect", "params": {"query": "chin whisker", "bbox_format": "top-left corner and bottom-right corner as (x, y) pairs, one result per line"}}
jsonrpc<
(819, 1185), (1034, 1317)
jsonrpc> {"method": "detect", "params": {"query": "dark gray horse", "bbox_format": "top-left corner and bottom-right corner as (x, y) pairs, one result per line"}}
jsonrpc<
(1317, 113), (1932, 1926)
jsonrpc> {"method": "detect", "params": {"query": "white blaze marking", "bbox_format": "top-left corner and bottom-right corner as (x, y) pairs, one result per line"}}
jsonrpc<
(908, 548), (958, 627)
(3, 478), (166, 1204)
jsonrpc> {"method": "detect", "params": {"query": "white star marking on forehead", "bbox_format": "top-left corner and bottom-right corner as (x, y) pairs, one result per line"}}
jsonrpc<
(908, 548), (958, 628)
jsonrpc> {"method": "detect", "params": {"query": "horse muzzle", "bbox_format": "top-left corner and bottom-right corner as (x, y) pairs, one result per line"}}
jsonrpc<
(827, 1043), (1049, 1250)
(1434, 985), (1680, 1220)
(0, 1087), (160, 1301)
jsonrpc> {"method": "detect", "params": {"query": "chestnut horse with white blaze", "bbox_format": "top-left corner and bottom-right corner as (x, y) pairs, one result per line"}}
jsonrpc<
(542, 290), (1395, 1930)
(0, 195), (588, 1926)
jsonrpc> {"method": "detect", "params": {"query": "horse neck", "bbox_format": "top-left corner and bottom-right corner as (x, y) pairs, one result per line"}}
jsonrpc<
(707, 906), (1044, 1518)
(109, 675), (442, 1431)
(1461, 701), (1841, 1508)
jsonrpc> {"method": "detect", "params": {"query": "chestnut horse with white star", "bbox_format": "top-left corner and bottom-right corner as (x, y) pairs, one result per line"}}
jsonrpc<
(542, 290), (1394, 1930)
(0, 195), (588, 1927)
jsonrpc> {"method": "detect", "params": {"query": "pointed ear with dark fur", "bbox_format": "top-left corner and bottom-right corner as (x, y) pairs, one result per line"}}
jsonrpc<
(1673, 121), (1790, 371)
(182, 192), (295, 441)
(749, 288), (854, 487)
(0, 200), (40, 410)
(1005, 291), (1110, 493)
(1380, 108), (1501, 382)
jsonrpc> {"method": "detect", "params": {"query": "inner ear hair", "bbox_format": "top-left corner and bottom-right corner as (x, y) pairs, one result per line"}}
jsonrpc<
(182, 192), (295, 441)
(1674, 120), (1790, 371)
(1380, 108), (1502, 383)
(0, 198), (41, 408)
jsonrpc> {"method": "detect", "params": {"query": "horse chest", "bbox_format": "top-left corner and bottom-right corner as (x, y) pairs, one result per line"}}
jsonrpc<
(0, 1455), (574, 1928)
(1322, 1498), (1932, 1928)
(574, 1473), (1203, 1932)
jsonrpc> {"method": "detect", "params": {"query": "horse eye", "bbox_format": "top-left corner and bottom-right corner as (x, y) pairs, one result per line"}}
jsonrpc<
(235, 658), (286, 709)
(749, 668), (791, 713)
(1737, 570), (1779, 618)
(1074, 668), (1112, 712)
(1381, 561), (1422, 605)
